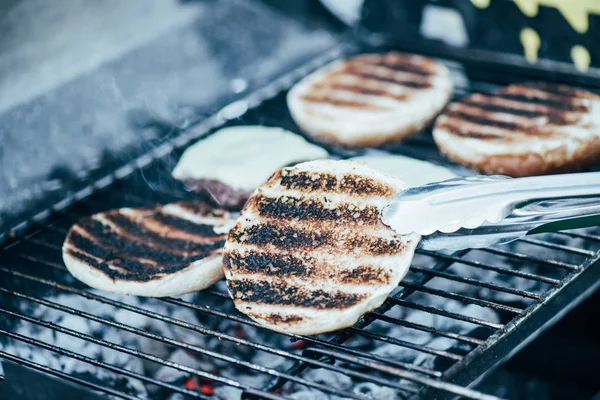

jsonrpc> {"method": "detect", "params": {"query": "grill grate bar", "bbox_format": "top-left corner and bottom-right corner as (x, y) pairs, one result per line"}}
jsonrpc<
(22, 236), (62, 251)
(258, 250), (472, 394)
(557, 231), (600, 242)
(6, 251), (66, 272)
(0, 351), (139, 400)
(409, 266), (541, 299)
(398, 282), (523, 314)
(518, 237), (597, 256)
(6, 240), (503, 350)
(160, 297), (442, 377)
(481, 247), (579, 270)
(0, 327), (209, 399)
(0, 288), (366, 400)
(0, 267), (454, 393)
(389, 298), (502, 329)
(418, 250), (561, 284)
(369, 312), (484, 345)
(347, 328), (463, 361)
(0, 306), (276, 395)
(305, 348), (503, 400)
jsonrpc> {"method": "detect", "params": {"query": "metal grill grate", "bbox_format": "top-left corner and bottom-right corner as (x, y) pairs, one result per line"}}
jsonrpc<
(1, 41), (600, 400)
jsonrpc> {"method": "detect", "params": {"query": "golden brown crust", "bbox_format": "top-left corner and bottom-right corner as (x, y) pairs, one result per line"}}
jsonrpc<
(433, 82), (600, 176)
(438, 135), (600, 177)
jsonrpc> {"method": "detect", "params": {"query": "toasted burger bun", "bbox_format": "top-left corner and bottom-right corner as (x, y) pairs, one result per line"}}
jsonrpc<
(433, 82), (600, 177)
(62, 201), (235, 297)
(223, 160), (419, 335)
(287, 52), (453, 148)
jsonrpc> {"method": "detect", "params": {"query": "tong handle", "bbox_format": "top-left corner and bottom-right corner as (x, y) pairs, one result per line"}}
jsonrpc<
(384, 172), (600, 236)
(428, 172), (600, 209)
(411, 173), (600, 250)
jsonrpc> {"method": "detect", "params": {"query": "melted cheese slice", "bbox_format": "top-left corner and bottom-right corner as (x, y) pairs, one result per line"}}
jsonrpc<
(173, 126), (329, 191)
(350, 154), (456, 187)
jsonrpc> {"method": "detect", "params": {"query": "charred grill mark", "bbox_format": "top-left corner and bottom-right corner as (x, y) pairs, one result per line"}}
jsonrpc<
(435, 121), (505, 139)
(343, 66), (432, 89)
(299, 95), (387, 110)
(339, 265), (390, 284)
(102, 213), (224, 253)
(224, 250), (311, 276)
(523, 82), (592, 99)
(339, 175), (394, 196)
(68, 225), (218, 267)
(230, 222), (405, 255)
(253, 195), (380, 225)
(464, 98), (578, 126)
(313, 82), (408, 101)
(228, 279), (366, 309)
(280, 172), (337, 191)
(150, 212), (225, 237)
(443, 110), (530, 132)
(279, 171), (394, 197)
(369, 56), (434, 77)
(346, 235), (407, 256)
(65, 245), (191, 282)
(225, 249), (391, 284)
(229, 222), (329, 249)
(495, 93), (589, 112)
(463, 97), (548, 118)
(255, 314), (304, 324)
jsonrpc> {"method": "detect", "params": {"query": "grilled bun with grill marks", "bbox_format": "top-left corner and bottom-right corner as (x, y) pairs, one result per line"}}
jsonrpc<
(222, 160), (419, 335)
(433, 82), (600, 177)
(62, 201), (236, 297)
(287, 52), (453, 148)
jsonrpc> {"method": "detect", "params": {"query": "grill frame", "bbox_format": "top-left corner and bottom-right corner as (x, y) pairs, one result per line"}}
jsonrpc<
(1, 37), (600, 400)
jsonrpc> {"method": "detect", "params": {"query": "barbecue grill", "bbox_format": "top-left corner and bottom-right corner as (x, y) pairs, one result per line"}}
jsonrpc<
(2, 3), (600, 400)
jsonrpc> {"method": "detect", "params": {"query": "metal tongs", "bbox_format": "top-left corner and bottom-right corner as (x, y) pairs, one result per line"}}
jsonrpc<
(381, 172), (600, 250)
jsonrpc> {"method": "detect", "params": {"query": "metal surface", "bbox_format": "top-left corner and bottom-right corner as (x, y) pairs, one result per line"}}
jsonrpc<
(1, 40), (600, 400)
(382, 173), (600, 250)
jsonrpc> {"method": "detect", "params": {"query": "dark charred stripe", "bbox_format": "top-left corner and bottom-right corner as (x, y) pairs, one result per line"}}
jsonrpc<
(228, 279), (365, 309)
(253, 195), (380, 225)
(230, 222), (407, 255)
(280, 172), (337, 191)
(74, 219), (222, 263)
(346, 235), (407, 256)
(344, 66), (432, 89)
(300, 95), (386, 110)
(229, 222), (329, 249)
(279, 171), (394, 197)
(463, 97), (547, 118)
(435, 122), (505, 140)
(339, 174), (395, 196)
(523, 82), (588, 98)
(249, 313), (304, 325)
(224, 249), (311, 276)
(225, 248), (391, 284)
(464, 99), (578, 126)
(339, 265), (390, 285)
(372, 59), (433, 77)
(151, 212), (224, 237)
(66, 248), (190, 282)
(102, 213), (224, 253)
(443, 110), (529, 132)
(314, 82), (408, 101)
(495, 93), (589, 112)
